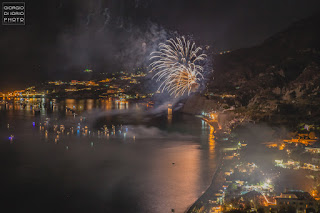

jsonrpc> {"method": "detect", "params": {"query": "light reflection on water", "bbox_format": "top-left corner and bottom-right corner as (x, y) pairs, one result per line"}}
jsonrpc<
(1, 98), (131, 113)
(209, 124), (216, 160)
(0, 98), (217, 213)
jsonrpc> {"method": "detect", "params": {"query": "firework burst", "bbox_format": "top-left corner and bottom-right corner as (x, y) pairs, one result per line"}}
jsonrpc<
(149, 36), (207, 97)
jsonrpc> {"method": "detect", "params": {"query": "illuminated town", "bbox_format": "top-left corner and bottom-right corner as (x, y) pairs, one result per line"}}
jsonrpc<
(0, 71), (150, 101)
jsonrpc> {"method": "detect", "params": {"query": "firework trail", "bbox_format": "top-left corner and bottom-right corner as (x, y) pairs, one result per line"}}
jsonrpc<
(149, 36), (207, 97)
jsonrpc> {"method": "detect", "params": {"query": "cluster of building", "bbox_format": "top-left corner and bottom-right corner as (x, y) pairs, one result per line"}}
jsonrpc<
(266, 125), (320, 174)
(0, 87), (45, 100)
(0, 71), (153, 102)
(191, 119), (320, 213)
(215, 146), (320, 213)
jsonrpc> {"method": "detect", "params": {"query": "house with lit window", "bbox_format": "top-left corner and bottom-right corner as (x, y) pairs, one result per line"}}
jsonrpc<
(275, 190), (317, 213)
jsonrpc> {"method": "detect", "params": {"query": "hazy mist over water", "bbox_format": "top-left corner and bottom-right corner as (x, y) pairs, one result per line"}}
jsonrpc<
(0, 99), (217, 213)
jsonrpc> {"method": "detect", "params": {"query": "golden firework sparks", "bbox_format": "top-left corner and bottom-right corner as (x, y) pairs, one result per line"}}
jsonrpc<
(149, 36), (206, 97)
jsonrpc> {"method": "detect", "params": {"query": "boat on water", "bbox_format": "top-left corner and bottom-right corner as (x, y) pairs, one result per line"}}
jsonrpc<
(33, 105), (41, 114)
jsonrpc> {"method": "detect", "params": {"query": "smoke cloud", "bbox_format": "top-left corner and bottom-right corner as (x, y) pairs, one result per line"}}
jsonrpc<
(53, 0), (168, 79)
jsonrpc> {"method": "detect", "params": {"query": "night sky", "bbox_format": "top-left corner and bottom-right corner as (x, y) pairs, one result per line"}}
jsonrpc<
(1, 0), (320, 91)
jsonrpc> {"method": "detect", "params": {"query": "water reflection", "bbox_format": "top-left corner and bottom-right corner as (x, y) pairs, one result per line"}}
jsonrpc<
(86, 99), (93, 111)
(168, 107), (172, 124)
(208, 124), (216, 159)
(0, 98), (218, 213)
(200, 118), (218, 162)
(1, 98), (134, 116)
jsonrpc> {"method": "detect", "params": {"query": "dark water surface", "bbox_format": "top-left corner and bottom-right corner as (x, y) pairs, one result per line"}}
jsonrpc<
(0, 99), (217, 213)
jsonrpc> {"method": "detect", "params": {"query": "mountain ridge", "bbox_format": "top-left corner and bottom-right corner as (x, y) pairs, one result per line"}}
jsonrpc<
(193, 12), (320, 123)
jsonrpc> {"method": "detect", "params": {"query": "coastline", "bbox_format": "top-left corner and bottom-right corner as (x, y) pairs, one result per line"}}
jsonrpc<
(185, 115), (226, 213)
(186, 153), (224, 213)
